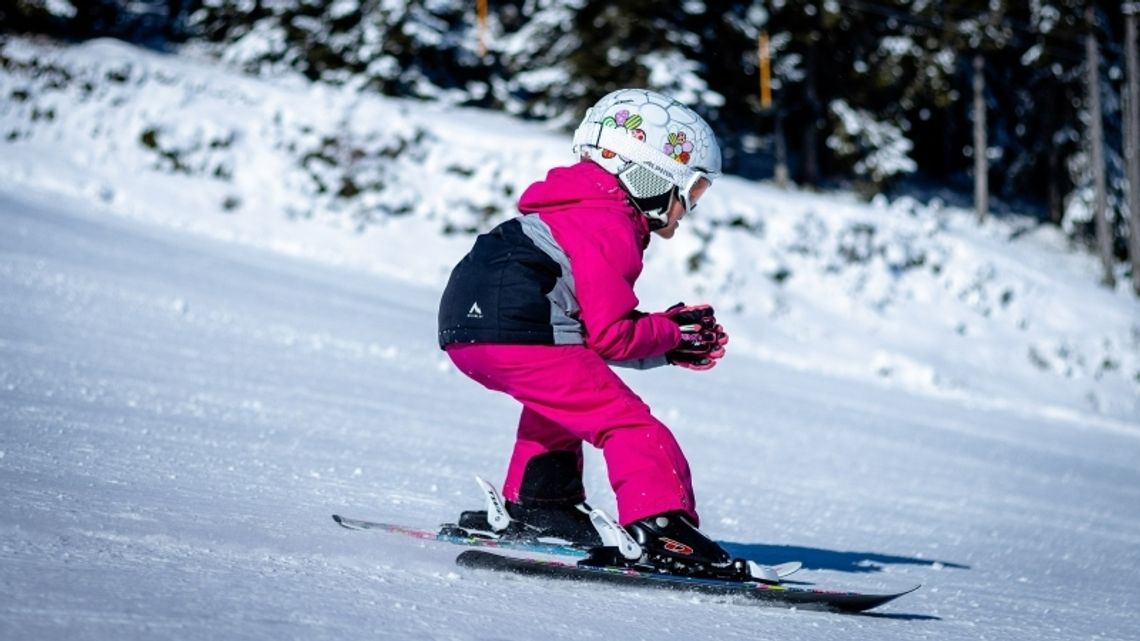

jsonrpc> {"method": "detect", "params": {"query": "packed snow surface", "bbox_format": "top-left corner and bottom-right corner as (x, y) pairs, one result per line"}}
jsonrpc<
(1, 37), (1139, 640)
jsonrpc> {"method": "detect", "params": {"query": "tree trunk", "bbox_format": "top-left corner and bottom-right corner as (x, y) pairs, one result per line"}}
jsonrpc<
(801, 33), (821, 186)
(973, 53), (989, 225)
(1086, 7), (1115, 288)
(774, 109), (790, 188)
(1125, 6), (1140, 295)
(1048, 140), (1064, 227)
(1046, 86), (1064, 226)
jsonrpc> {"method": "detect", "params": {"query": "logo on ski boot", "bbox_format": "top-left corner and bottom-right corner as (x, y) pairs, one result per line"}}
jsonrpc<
(660, 537), (694, 556)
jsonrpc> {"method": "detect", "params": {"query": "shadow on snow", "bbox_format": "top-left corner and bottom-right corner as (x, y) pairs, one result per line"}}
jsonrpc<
(719, 541), (952, 620)
(721, 540), (970, 574)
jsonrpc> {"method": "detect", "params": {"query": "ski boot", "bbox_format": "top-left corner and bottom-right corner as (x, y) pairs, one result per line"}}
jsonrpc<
(508, 500), (602, 547)
(622, 512), (772, 582)
(441, 476), (601, 548)
(452, 501), (601, 548)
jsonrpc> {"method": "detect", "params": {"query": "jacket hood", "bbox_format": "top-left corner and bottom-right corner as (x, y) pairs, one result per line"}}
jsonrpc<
(518, 161), (649, 246)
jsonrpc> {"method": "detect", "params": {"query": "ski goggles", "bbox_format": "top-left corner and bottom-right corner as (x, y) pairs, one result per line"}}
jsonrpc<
(574, 122), (715, 214)
(674, 169), (710, 215)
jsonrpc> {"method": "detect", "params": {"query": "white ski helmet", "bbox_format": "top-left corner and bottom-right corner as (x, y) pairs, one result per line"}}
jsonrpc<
(572, 88), (721, 228)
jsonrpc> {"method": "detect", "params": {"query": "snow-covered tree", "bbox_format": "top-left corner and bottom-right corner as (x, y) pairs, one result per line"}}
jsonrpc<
(6, 0), (1138, 285)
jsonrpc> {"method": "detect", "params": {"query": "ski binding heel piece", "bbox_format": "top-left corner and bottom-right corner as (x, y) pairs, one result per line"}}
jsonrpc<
(588, 509), (642, 560)
(474, 476), (511, 532)
(746, 560), (781, 584)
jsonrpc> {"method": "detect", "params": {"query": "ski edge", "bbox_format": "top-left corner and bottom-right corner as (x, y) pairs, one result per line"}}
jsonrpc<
(456, 549), (919, 613)
(332, 514), (588, 557)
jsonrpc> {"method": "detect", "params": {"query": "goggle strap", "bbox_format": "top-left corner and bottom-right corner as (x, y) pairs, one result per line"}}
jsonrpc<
(574, 122), (701, 191)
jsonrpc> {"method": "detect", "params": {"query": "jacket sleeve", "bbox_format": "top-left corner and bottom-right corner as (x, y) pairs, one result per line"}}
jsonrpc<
(570, 225), (681, 363)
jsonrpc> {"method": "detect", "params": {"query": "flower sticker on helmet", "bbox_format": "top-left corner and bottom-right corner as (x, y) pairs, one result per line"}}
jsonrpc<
(600, 110), (646, 158)
(665, 131), (693, 164)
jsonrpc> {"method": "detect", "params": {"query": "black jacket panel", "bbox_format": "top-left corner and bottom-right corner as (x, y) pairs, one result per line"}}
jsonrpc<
(439, 218), (565, 347)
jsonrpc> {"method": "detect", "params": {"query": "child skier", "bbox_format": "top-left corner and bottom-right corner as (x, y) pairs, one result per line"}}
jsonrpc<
(438, 89), (743, 578)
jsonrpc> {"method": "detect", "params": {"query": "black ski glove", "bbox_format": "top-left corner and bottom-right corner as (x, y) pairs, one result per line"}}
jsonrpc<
(662, 303), (729, 371)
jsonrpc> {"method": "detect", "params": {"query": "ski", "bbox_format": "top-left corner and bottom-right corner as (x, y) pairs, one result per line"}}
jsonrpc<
(332, 514), (588, 558)
(332, 514), (803, 579)
(456, 550), (918, 613)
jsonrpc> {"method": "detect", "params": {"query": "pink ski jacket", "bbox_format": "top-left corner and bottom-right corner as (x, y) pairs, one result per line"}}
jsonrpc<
(438, 161), (680, 366)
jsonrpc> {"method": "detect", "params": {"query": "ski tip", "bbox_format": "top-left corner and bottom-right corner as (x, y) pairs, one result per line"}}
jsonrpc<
(888, 583), (922, 595)
(331, 514), (370, 530)
(822, 583), (922, 613)
(875, 583), (923, 610)
(857, 583), (921, 609)
(865, 583), (922, 599)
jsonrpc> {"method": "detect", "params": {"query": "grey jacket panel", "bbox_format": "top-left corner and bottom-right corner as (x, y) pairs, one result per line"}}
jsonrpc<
(608, 355), (670, 370)
(517, 214), (584, 345)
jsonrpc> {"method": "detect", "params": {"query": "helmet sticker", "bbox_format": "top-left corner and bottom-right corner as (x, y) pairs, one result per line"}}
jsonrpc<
(664, 131), (693, 165)
(600, 110), (646, 159)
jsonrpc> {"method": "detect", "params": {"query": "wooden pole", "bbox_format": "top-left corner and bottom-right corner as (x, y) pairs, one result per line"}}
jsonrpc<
(973, 53), (989, 225)
(1086, 6), (1116, 287)
(758, 30), (785, 187)
(759, 32), (772, 110)
(476, 0), (488, 57)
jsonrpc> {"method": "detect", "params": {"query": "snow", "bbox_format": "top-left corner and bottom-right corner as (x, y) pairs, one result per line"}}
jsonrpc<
(38, 0), (78, 19)
(2, 37), (1140, 640)
(827, 99), (917, 182)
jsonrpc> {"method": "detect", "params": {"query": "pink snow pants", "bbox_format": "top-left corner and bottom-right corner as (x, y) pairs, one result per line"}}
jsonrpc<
(446, 343), (698, 526)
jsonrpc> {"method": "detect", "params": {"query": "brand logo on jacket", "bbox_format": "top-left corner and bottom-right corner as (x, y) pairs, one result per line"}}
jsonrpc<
(467, 301), (483, 319)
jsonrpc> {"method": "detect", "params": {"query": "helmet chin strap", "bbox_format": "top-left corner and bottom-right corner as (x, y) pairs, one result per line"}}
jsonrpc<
(645, 215), (668, 232)
(628, 188), (676, 231)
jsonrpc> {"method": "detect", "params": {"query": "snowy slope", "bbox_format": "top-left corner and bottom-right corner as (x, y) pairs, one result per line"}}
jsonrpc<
(2, 36), (1140, 641)
(3, 183), (1140, 640)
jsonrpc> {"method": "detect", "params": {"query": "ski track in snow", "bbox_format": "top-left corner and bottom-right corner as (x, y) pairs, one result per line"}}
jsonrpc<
(2, 185), (1139, 640)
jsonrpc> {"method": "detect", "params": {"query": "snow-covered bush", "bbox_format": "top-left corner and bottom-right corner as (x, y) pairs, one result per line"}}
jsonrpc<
(1, 37), (1137, 420)
(827, 99), (917, 194)
(187, 0), (490, 102)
